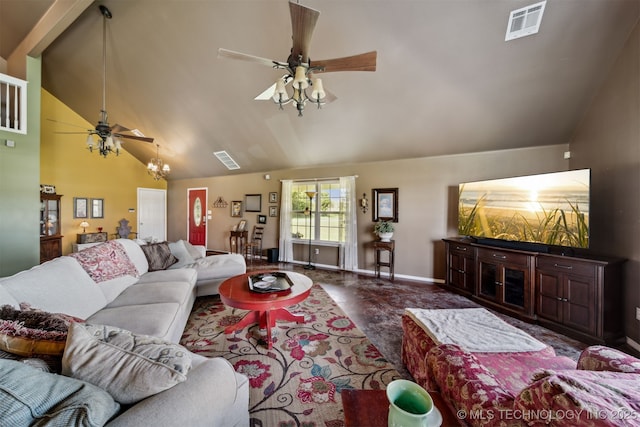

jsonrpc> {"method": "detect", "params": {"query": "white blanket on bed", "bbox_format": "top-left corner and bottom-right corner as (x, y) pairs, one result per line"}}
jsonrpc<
(405, 308), (546, 353)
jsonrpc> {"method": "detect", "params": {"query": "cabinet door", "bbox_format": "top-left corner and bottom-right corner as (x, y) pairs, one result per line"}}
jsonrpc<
(536, 270), (564, 323)
(449, 250), (475, 293)
(503, 267), (526, 308)
(564, 276), (597, 335)
(479, 261), (500, 302)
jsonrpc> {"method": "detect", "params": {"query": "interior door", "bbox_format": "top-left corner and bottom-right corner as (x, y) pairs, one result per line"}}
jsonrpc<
(188, 188), (207, 246)
(137, 188), (167, 242)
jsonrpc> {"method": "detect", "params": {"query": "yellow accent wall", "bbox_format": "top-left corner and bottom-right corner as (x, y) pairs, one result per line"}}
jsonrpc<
(40, 89), (166, 255)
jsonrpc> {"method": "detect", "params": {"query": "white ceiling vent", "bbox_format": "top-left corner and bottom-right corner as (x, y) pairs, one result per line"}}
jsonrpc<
(214, 150), (240, 170)
(505, 1), (546, 41)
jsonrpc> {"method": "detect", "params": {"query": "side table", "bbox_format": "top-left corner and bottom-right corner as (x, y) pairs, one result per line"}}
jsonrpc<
(342, 388), (459, 427)
(229, 230), (248, 254)
(373, 240), (395, 280)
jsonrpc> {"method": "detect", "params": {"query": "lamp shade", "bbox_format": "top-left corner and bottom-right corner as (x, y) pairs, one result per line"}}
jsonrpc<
(293, 66), (309, 90)
(311, 78), (325, 100)
(79, 221), (89, 228)
(273, 78), (289, 101)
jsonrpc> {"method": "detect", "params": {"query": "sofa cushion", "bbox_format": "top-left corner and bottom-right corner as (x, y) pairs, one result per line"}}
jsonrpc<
(140, 242), (179, 271)
(97, 275), (139, 303)
(0, 359), (120, 426)
(62, 323), (192, 404)
(0, 257), (107, 319)
(86, 302), (183, 342)
(515, 369), (640, 426)
(105, 281), (193, 308)
(0, 286), (18, 308)
(193, 254), (246, 281)
(183, 240), (204, 259)
(136, 268), (198, 285)
(114, 239), (150, 275)
(0, 305), (83, 357)
(70, 240), (139, 283)
(168, 240), (197, 269)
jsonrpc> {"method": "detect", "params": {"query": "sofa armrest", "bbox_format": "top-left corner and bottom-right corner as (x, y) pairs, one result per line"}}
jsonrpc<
(577, 345), (640, 373)
(426, 344), (515, 427)
(106, 356), (248, 427)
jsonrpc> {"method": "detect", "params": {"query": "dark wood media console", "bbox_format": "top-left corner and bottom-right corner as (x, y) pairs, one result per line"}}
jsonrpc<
(443, 237), (625, 345)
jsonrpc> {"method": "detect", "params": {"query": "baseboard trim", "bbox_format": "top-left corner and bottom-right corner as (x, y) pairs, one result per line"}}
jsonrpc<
(284, 261), (444, 284)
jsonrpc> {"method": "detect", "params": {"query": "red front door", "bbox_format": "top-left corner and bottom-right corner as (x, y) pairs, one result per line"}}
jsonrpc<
(188, 188), (207, 246)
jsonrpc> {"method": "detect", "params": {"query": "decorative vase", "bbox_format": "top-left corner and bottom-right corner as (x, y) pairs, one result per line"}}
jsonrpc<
(378, 232), (393, 242)
(386, 380), (433, 427)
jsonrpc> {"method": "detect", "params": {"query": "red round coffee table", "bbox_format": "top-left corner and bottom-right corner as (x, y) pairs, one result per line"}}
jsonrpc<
(219, 271), (313, 348)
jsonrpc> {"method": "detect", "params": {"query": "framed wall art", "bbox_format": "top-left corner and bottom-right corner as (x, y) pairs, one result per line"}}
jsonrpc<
(245, 194), (262, 212)
(73, 197), (88, 219)
(269, 206), (278, 217)
(258, 214), (267, 224)
(372, 188), (398, 222)
(231, 201), (242, 217)
(237, 219), (247, 231)
(269, 192), (278, 203)
(91, 198), (104, 218)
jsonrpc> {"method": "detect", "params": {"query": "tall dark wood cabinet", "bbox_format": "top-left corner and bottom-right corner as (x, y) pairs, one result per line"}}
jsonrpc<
(40, 193), (63, 263)
(443, 237), (625, 345)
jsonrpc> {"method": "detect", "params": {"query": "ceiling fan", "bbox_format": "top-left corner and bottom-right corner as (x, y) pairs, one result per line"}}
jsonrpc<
(56, 5), (154, 157)
(218, 1), (377, 116)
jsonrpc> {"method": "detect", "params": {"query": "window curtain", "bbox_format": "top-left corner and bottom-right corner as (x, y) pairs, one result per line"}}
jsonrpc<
(278, 180), (294, 262)
(340, 176), (358, 271)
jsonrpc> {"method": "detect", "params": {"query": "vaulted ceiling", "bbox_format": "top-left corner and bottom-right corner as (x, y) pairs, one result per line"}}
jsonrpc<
(3, 0), (639, 180)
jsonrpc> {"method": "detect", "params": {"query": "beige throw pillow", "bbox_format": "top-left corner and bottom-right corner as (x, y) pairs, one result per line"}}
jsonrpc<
(62, 323), (192, 404)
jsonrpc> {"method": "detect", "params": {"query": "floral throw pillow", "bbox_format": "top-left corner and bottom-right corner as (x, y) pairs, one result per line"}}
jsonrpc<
(70, 240), (139, 283)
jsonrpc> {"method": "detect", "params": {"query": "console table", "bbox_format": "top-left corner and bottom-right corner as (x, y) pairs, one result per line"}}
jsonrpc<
(443, 237), (625, 345)
(77, 232), (108, 244)
(373, 240), (395, 280)
(229, 230), (248, 254)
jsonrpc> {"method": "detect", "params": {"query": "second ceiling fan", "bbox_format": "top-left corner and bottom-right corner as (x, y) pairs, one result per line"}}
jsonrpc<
(218, 1), (377, 116)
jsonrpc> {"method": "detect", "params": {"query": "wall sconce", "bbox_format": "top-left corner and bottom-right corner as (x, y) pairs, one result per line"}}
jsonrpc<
(360, 193), (369, 213)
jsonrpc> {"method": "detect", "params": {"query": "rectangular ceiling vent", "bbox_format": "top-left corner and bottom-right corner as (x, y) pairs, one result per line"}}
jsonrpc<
(505, 1), (546, 41)
(214, 150), (240, 170)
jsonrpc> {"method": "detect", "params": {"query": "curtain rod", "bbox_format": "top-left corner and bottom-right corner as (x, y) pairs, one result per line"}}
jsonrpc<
(280, 175), (358, 182)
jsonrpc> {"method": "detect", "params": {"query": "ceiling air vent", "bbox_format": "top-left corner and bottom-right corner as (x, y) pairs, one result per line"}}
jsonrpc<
(214, 150), (240, 170)
(505, 1), (546, 41)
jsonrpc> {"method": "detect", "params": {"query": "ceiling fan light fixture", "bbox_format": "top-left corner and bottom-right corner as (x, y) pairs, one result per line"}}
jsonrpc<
(147, 144), (170, 180)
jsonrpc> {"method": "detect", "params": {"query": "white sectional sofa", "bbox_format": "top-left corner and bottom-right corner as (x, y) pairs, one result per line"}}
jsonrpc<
(0, 239), (248, 426)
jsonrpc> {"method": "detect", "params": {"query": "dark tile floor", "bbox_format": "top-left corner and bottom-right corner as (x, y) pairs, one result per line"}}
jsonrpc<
(246, 259), (634, 379)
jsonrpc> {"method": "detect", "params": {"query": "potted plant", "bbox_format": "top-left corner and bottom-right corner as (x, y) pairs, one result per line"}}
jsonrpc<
(374, 220), (395, 242)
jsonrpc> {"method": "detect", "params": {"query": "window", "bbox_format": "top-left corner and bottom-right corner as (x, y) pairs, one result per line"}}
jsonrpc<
(291, 180), (346, 243)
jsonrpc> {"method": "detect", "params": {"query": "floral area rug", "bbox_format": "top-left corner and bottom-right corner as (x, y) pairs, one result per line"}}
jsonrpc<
(180, 284), (401, 427)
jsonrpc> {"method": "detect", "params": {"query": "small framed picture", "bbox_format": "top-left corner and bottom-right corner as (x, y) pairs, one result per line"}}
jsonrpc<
(258, 214), (267, 224)
(91, 198), (104, 218)
(237, 219), (247, 231)
(74, 197), (88, 218)
(269, 206), (278, 217)
(373, 188), (398, 222)
(231, 201), (242, 217)
(269, 192), (278, 203)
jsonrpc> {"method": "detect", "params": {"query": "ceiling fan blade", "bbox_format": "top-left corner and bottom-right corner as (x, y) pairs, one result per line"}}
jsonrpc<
(218, 48), (284, 68)
(113, 133), (154, 143)
(290, 2), (320, 63)
(111, 124), (131, 133)
(312, 51), (377, 73)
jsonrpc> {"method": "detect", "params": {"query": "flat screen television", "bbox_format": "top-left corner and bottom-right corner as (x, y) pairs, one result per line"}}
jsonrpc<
(458, 169), (590, 251)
